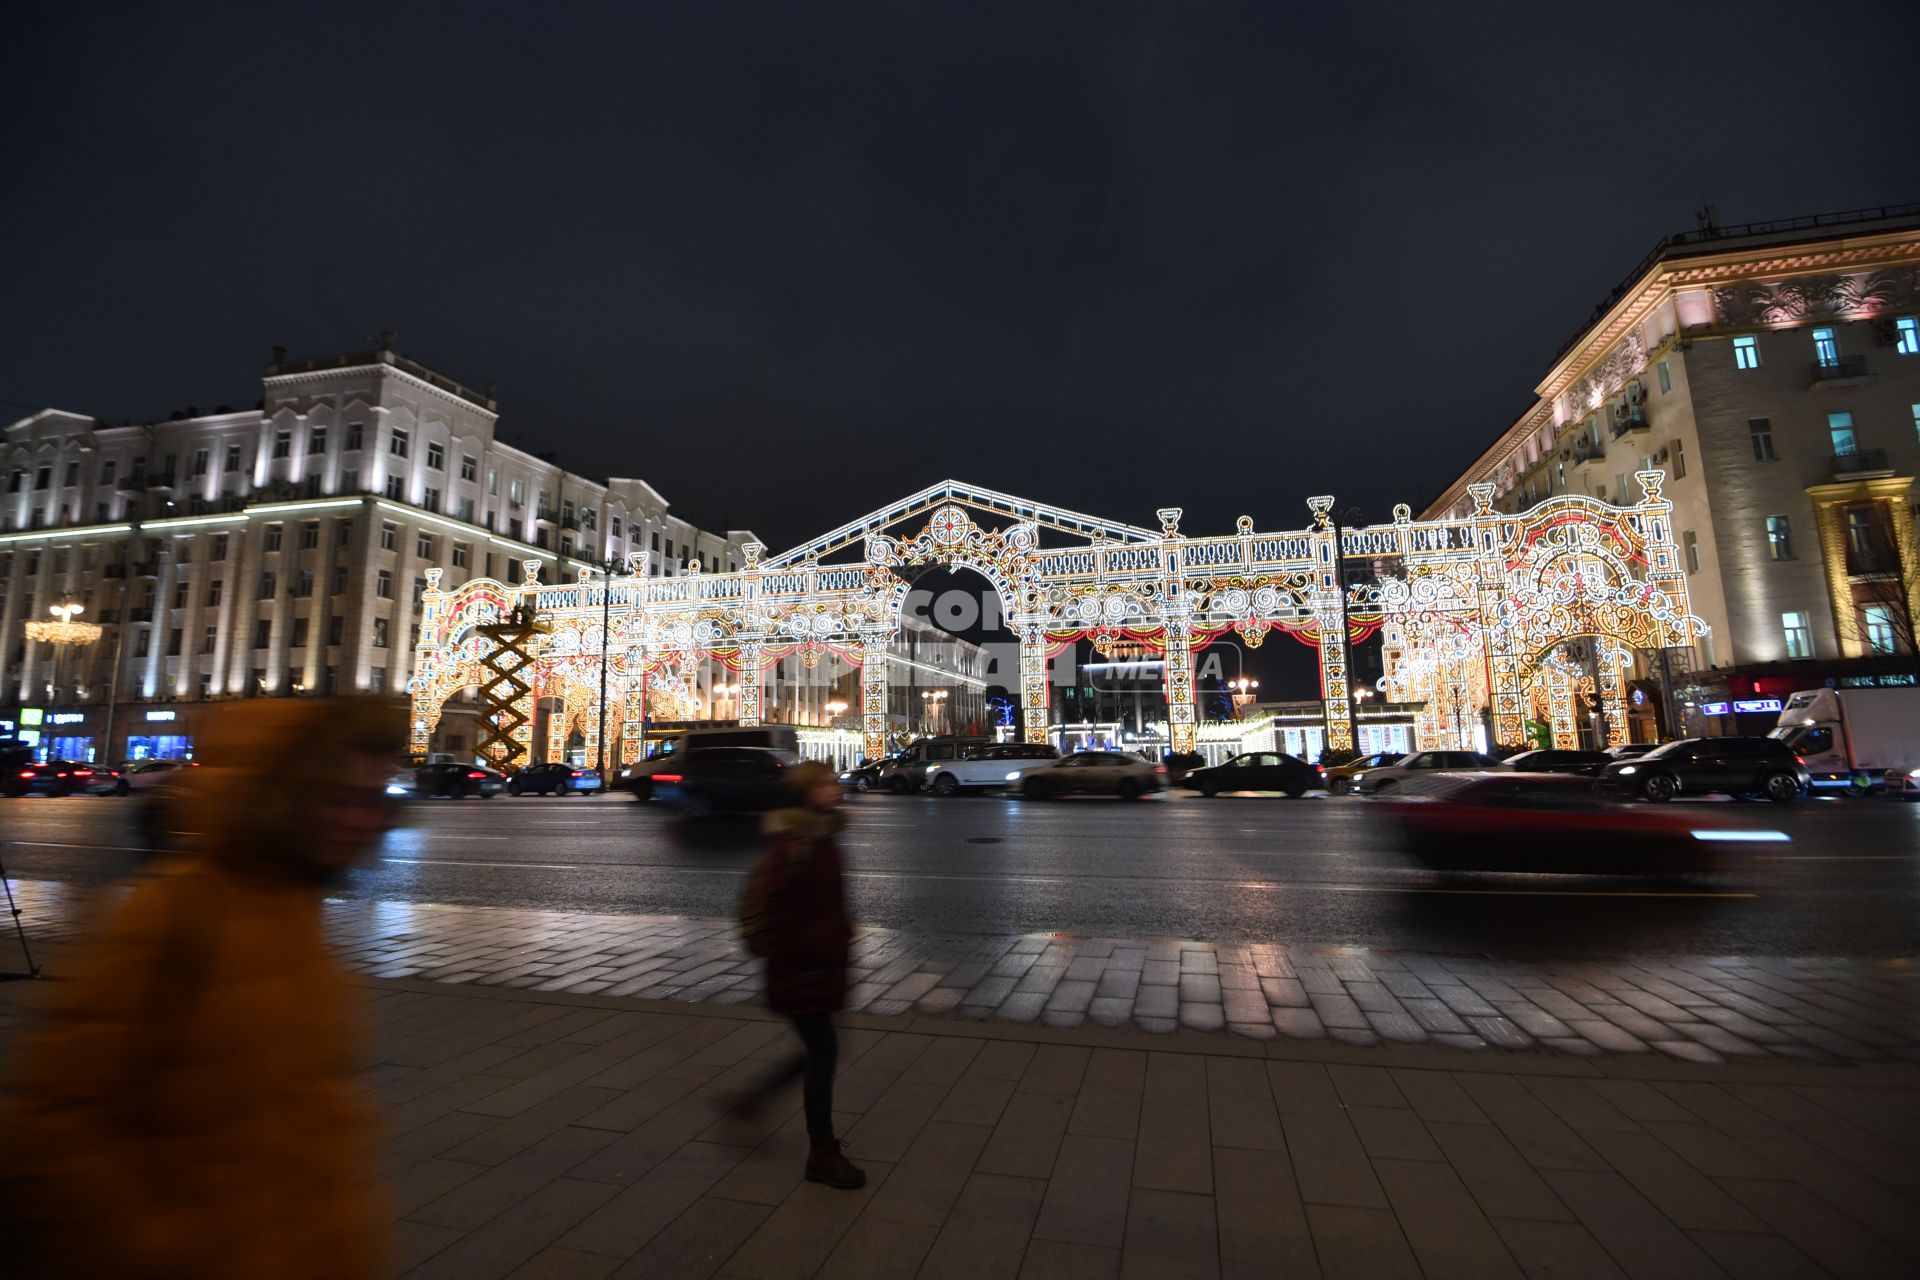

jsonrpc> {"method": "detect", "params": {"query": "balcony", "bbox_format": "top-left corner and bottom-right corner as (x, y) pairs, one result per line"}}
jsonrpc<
(1831, 447), (1893, 479)
(1609, 406), (1649, 437)
(1572, 437), (1606, 465)
(1810, 355), (1872, 387)
(146, 471), (179, 493)
(132, 560), (161, 577)
(103, 563), (127, 579)
(129, 607), (154, 623)
(560, 515), (580, 531)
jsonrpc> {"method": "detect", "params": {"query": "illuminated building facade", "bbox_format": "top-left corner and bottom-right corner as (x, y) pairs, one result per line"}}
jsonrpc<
(1428, 205), (1920, 734)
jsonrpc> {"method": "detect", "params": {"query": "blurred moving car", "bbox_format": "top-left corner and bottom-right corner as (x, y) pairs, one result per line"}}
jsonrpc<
(1597, 737), (1809, 803)
(1184, 751), (1320, 797)
(121, 758), (196, 791)
(507, 763), (605, 796)
(1351, 750), (1500, 795)
(1324, 752), (1406, 796)
(1500, 749), (1612, 777)
(1604, 742), (1659, 760)
(1013, 750), (1166, 800)
(77, 765), (131, 796)
(652, 747), (798, 816)
(928, 743), (1060, 796)
(5, 760), (110, 797)
(1373, 773), (1785, 873)
(619, 725), (800, 799)
(413, 761), (507, 799)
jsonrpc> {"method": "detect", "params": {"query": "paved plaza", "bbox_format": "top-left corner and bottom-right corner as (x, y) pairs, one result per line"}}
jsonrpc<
(10, 877), (1919, 1066)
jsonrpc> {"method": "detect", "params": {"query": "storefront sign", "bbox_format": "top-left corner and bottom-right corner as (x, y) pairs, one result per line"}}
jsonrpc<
(1697, 701), (1730, 716)
(145, 710), (178, 722)
(49, 712), (86, 725)
(1732, 698), (1783, 714)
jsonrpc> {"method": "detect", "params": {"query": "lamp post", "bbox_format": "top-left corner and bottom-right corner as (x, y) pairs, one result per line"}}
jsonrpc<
(920, 688), (948, 734)
(595, 558), (613, 776)
(1229, 676), (1259, 716)
(1328, 505), (1364, 754)
(25, 600), (104, 758)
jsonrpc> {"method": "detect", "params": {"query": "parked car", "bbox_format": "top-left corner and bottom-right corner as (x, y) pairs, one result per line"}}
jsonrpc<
(883, 735), (995, 794)
(508, 763), (605, 796)
(413, 761), (507, 799)
(927, 743), (1061, 796)
(1324, 752), (1406, 796)
(1351, 750), (1501, 795)
(1184, 751), (1321, 798)
(652, 746), (798, 816)
(1596, 736), (1809, 803)
(1604, 742), (1659, 760)
(1013, 750), (1166, 800)
(838, 756), (897, 792)
(619, 725), (801, 799)
(1372, 772), (1783, 874)
(1500, 749), (1612, 777)
(5, 759), (111, 798)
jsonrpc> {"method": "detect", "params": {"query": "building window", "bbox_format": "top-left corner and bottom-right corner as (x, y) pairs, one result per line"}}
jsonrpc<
(172, 580), (188, 609)
(335, 520), (351, 547)
(269, 431), (289, 460)
(1766, 515), (1793, 560)
(1812, 326), (1840, 368)
(421, 486), (441, 513)
(211, 533), (228, 561)
(346, 423), (363, 451)
(190, 449), (209, 478)
(207, 579), (223, 606)
(292, 617), (308, 647)
(457, 497), (474, 522)
(135, 630), (149, 658)
(611, 516), (622, 540)
(1829, 411), (1857, 456)
(167, 629), (182, 657)
(380, 522), (396, 551)
(1749, 418), (1776, 461)
(259, 570), (277, 597)
(416, 532), (433, 558)
(385, 475), (404, 500)
(452, 542), (469, 568)
(201, 625), (217, 655)
(1782, 611), (1813, 660)
(100, 459), (116, 485)
(1656, 359), (1671, 393)
(1864, 604), (1898, 654)
(373, 617), (389, 648)
(1896, 316), (1919, 356)
(371, 666), (386, 690)
(1733, 335), (1760, 370)
(264, 523), (283, 552)
(390, 429), (409, 459)
(253, 619), (271, 649)
(225, 443), (242, 472)
(328, 615), (344, 645)
(426, 441), (444, 471)
(294, 569), (313, 598)
(509, 478), (525, 508)
(1670, 439), (1686, 480)
(332, 565), (347, 595)
(460, 454), (477, 482)
(412, 575), (427, 604)
(341, 468), (359, 493)
(1913, 403), (1920, 442)
(1683, 530), (1699, 574)
(376, 569), (392, 599)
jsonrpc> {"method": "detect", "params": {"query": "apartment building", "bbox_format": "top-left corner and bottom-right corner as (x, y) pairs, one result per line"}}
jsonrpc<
(0, 340), (759, 762)
(1426, 205), (1920, 733)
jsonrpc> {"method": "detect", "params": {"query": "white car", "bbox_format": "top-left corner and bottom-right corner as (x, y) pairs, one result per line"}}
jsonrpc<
(121, 758), (196, 791)
(1012, 750), (1166, 800)
(927, 743), (1060, 796)
(1351, 749), (1500, 795)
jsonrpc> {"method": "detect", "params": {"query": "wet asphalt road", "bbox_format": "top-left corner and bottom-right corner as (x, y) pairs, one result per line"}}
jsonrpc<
(5, 789), (1917, 958)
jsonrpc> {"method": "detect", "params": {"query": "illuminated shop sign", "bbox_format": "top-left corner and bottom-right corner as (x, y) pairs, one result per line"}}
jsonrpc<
(49, 712), (87, 725)
(1698, 701), (1730, 715)
(1732, 699), (1783, 714)
(145, 710), (178, 722)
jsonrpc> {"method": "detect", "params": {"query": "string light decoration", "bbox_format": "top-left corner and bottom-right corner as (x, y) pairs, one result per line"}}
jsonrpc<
(409, 477), (1706, 763)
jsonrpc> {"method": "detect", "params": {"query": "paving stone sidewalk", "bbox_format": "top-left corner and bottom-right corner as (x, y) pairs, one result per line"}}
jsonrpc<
(9, 877), (1920, 1066)
(8, 959), (1918, 1280)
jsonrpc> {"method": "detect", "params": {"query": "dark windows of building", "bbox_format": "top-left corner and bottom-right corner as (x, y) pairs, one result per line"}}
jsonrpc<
(460, 454), (477, 482)
(452, 542), (469, 568)
(509, 517), (524, 541)
(336, 520), (351, 547)
(294, 569), (313, 598)
(416, 532), (433, 557)
(1683, 530), (1699, 574)
(292, 617), (308, 647)
(253, 619), (271, 648)
(201, 625), (217, 654)
(264, 523), (283, 552)
(1734, 335), (1760, 370)
(426, 441), (444, 471)
(167, 628), (183, 656)
(308, 427), (326, 455)
(207, 579), (223, 606)
(259, 570), (277, 597)
(1766, 515), (1793, 560)
(190, 450), (209, 478)
(332, 565), (347, 595)
(172, 579), (188, 609)
(327, 615), (344, 645)
(376, 569), (392, 599)
(301, 521), (319, 549)
(371, 666), (386, 690)
(380, 522), (397, 551)
(211, 533), (228, 561)
(36, 466), (51, 489)
(135, 630), (150, 658)
(1670, 439), (1686, 480)
(1656, 358), (1671, 393)
(225, 443), (242, 472)
(1749, 418), (1776, 461)
(390, 428), (409, 459)
(273, 431), (292, 460)
(422, 486), (440, 513)
(346, 422), (363, 451)
(100, 459), (116, 485)
(385, 475), (405, 500)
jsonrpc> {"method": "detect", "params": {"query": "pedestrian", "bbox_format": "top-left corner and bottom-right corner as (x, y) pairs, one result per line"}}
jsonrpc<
(0, 699), (401, 1280)
(730, 759), (865, 1189)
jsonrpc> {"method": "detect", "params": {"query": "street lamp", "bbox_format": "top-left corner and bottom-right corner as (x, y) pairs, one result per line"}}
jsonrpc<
(1229, 676), (1260, 716)
(826, 698), (848, 725)
(920, 688), (948, 733)
(25, 600), (103, 710)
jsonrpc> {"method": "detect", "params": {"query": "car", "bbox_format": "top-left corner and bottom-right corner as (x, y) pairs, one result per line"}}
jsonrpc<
(4, 759), (111, 798)
(508, 763), (605, 796)
(879, 735), (994, 794)
(1596, 736), (1809, 803)
(619, 725), (801, 799)
(1351, 750), (1501, 795)
(413, 761), (507, 799)
(1012, 750), (1166, 800)
(1605, 742), (1660, 760)
(1184, 751), (1321, 798)
(652, 746), (798, 816)
(78, 765), (132, 796)
(1324, 752), (1406, 796)
(1499, 749), (1613, 777)
(121, 758), (196, 791)
(927, 743), (1061, 796)
(838, 756), (897, 792)
(1372, 772), (1786, 874)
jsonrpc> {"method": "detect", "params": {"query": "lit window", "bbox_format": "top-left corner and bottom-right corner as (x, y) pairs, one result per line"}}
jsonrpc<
(1864, 604), (1897, 655)
(373, 617), (390, 648)
(1812, 327), (1839, 368)
(1733, 335), (1760, 369)
(1683, 530), (1699, 574)
(1767, 515), (1793, 560)
(1911, 403), (1919, 442)
(1898, 316), (1919, 356)
(1749, 418), (1775, 461)
(1782, 611), (1813, 660)
(1829, 411), (1856, 457)
(1656, 359), (1671, 393)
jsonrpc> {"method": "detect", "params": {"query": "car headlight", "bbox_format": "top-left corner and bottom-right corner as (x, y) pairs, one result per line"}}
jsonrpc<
(1617, 766), (1636, 775)
(385, 784), (411, 796)
(1910, 768), (1920, 779)
(1351, 772), (1367, 784)
(1005, 770), (1022, 781)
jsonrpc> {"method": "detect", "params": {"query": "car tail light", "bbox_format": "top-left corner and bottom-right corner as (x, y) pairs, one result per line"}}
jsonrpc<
(17, 771), (33, 779)
(569, 770), (583, 777)
(466, 771), (486, 779)
(1155, 765), (1167, 774)
(1316, 765), (1325, 775)
(653, 773), (683, 783)
(73, 769), (93, 777)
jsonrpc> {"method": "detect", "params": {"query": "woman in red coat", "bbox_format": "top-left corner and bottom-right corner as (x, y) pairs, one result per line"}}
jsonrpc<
(731, 760), (864, 1189)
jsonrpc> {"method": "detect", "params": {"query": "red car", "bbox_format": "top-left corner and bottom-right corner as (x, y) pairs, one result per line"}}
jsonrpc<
(1372, 772), (1787, 874)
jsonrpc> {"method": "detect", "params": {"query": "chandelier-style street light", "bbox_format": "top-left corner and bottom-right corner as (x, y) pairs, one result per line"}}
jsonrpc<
(24, 600), (102, 648)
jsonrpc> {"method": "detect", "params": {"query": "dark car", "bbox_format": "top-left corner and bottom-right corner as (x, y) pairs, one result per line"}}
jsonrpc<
(413, 761), (507, 799)
(1605, 742), (1659, 760)
(1500, 749), (1612, 777)
(839, 755), (898, 793)
(653, 747), (798, 816)
(1372, 772), (1784, 873)
(4, 759), (108, 797)
(1185, 751), (1321, 797)
(507, 762), (605, 796)
(1597, 736), (1809, 803)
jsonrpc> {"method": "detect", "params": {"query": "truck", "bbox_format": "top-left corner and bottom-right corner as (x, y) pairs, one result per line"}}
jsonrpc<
(1769, 687), (1920, 798)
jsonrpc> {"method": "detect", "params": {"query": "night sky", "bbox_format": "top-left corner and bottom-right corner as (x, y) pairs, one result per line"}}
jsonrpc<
(5, 1), (1914, 553)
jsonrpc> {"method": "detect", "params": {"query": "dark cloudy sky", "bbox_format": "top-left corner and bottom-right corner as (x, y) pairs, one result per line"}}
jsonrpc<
(4, 0), (1915, 553)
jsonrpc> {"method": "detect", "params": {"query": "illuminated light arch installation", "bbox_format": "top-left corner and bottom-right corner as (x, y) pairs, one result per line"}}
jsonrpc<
(410, 476), (1706, 764)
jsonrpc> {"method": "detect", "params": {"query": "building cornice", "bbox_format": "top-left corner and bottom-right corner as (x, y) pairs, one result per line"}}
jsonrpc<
(265, 361), (499, 421)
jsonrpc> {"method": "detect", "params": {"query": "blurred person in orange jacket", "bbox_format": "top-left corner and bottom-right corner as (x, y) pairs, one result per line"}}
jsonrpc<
(1, 698), (401, 1280)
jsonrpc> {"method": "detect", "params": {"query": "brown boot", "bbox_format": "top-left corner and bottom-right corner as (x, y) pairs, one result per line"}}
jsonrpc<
(805, 1138), (867, 1190)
